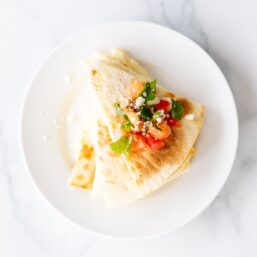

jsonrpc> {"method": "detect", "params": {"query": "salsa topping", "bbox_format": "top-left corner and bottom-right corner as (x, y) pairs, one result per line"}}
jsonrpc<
(111, 79), (185, 155)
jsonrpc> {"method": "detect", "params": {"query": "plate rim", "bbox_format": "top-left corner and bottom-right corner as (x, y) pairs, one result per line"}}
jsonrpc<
(20, 20), (239, 239)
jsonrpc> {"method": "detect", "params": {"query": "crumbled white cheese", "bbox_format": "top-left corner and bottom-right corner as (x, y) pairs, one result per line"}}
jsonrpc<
(135, 96), (145, 108)
(161, 97), (172, 103)
(53, 119), (62, 129)
(154, 110), (166, 123)
(142, 121), (152, 131)
(156, 117), (162, 123)
(127, 111), (139, 125)
(144, 121), (152, 126)
(119, 96), (129, 108)
(142, 92), (147, 97)
(185, 114), (195, 120)
(147, 96), (160, 105)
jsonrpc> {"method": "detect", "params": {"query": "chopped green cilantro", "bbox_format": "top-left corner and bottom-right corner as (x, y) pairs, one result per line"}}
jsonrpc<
(114, 103), (133, 132)
(114, 103), (124, 116)
(121, 115), (133, 132)
(171, 100), (184, 120)
(153, 110), (162, 120)
(110, 136), (132, 156)
(141, 80), (157, 103)
(140, 106), (153, 121)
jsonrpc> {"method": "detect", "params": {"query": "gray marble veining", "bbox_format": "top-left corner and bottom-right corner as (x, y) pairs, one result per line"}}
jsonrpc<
(1, 0), (257, 256)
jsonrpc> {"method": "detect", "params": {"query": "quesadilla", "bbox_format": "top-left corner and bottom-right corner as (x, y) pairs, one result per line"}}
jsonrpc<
(70, 49), (204, 208)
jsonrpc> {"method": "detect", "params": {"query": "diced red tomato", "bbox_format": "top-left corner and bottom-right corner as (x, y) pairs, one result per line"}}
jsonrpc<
(164, 117), (181, 127)
(130, 133), (147, 152)
(145, 135), (165, 151)
(154, 99), (171, 111)
(130, 80), (144, 98)
(148, 123), (171, 140)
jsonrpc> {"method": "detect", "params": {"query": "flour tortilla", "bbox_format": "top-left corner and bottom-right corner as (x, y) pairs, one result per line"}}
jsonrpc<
(92, 119), (195, 208)
(87, 49), (204, 207)
(69, 134), (95, 190)
(91, 120), (143, 208)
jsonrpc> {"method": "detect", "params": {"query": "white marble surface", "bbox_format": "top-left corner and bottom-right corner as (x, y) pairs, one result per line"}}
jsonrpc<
(1, 0), (257, 256)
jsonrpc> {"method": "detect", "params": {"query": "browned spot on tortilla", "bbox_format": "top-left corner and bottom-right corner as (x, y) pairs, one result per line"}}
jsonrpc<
(164, 91), (176, 98)
(91, 69), (97, 75)
(134, 161), (143, 170)
(79, 144), (94, 160)
(97, 120), (112, 146)
(95, 112), (197, 185)
(76, 174), (84, 180)
(176, 98), (194, 115)
(83, 164), (89, 170)
(129, 127), (190, 185)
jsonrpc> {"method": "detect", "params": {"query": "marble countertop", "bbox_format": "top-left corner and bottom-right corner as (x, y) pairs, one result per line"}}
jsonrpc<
(1, 0), (257, 256)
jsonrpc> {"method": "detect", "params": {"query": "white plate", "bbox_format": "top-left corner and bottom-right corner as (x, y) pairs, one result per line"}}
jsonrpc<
(20, 21), (238, 239)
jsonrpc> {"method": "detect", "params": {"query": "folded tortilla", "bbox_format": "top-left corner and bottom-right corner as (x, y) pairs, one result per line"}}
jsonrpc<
(70, 49), (204, 208)
(86, 49), (204, 207)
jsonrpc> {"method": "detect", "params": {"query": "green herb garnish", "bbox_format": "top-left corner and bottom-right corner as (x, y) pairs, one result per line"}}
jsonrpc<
(114, 103), (133, 132)
(121, 115), (133, 132)
(114, 103), (124, 116)
(153, 111), (162, 120)
(140, 106), (153, 121)
(171, 99), (184, 120)
(141, 80), (157, 103)
(110, 136), (132, 156)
